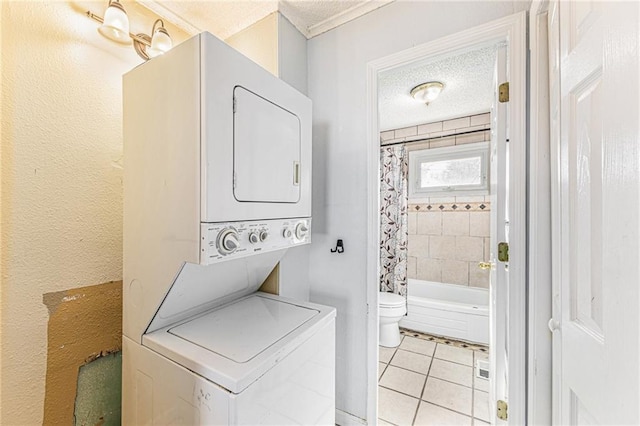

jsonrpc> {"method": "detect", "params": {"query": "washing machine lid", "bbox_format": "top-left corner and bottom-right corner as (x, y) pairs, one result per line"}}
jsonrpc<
(142, 293), (336, 394)
(379, 292), (405, 307)
(168, 295), (318, 363)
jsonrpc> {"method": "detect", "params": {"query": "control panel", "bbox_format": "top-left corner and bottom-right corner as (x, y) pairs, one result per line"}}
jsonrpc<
(200, 217), (311, 265)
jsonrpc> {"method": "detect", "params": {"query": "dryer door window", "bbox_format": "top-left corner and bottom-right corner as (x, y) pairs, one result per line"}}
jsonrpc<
(233, 86), (301, 203)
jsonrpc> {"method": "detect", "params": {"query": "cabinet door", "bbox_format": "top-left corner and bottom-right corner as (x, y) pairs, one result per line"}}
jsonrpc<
(233, 86), (301, 203)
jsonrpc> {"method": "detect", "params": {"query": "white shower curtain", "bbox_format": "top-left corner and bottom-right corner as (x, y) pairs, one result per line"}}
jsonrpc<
(379, 145), (408, 296)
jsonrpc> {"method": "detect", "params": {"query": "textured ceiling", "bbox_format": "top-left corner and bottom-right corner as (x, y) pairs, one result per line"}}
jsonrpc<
(378, 45), (498, 131)
(139, 0), (390, 40)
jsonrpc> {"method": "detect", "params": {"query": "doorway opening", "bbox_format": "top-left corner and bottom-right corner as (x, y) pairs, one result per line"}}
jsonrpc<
(376, 42), (497, 425)
(365, 12), (527, 425)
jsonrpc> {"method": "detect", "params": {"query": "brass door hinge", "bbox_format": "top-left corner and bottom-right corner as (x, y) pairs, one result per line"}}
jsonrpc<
(499, 82), (509, 102)
(498, 242), (509, 262)
(497, 399), (508, 420)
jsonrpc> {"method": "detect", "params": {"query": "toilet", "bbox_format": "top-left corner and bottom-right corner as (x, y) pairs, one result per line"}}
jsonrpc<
(379, 292), (407, 347)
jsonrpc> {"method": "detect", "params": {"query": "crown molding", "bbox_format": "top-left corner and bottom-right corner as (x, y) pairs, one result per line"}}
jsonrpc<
(137, 1), (201, 36)
(306, 0), (394, 39)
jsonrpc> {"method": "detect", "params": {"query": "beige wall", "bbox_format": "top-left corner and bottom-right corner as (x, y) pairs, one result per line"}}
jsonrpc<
(381, 113), (492, 288)
(0, 2), (188, 424)
(226, 13), (279, 76)
(225, 12), (308, 96)
(0, 2), (4, 420)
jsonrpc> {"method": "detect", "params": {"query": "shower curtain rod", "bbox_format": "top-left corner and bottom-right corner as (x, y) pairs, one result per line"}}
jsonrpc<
(380, 127), (488, 148)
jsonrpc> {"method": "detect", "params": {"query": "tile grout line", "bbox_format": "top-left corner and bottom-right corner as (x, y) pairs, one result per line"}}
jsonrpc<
(411, 343), (436, 426)
(471, 351), (476, 421)
(378, 337), (402, 425)
(379, 380), (478, 421)
(427, 344), (473, 418)
(379, 384), (422, 401)
(377, 414), (400, 426)
(380, 337), (490, 425)
(420, 343), (477, 422)
(388, 361), (477, 390)
(427, 373), (478, 391)
(399, 347), (475, 367)
(399, 329), (490, 423)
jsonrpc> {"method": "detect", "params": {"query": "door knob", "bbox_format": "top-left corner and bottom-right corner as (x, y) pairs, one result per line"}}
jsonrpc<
(548, 318), (560, 332)
(477, 262), (494, 270)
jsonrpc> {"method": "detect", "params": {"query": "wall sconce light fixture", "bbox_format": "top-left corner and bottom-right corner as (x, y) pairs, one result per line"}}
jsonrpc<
(87, 0), (173, 60)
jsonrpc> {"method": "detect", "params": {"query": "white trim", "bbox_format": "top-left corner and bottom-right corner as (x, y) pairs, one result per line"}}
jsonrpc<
(365, 11), (528, 424)
(306, 0), (395, 39)
(504, 11), (528, 425)
(335, 408), (368, 426)
(137, 1), (202, 36)
(365, 48), (380, 426)
(546, 2), (562, 424)
(527, 1), (553, 425)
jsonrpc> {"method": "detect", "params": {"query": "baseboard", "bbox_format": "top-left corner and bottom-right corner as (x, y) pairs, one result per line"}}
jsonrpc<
(335, 409), (368, 425)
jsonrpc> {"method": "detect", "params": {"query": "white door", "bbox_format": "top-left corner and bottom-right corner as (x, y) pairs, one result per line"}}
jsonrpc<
(550, 1), (640, 423)
(489, 45), (509, 425)
(233, 86), (301, 203)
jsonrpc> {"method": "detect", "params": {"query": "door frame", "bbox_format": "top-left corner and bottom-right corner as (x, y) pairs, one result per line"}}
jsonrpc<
(527, 1), (554, 424)
(365, 12), (528, 424)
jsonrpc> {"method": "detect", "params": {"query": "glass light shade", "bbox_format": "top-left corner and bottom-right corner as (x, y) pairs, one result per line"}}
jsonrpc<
(98, 1), (131, 45)
(147, 28), (172, 58)
(410, 82), (445, 104)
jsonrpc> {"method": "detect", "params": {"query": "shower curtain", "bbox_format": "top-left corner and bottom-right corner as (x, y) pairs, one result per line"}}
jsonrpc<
(379, 145), (408, 297)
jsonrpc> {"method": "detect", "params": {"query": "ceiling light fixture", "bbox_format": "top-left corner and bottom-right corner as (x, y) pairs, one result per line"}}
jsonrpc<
(410, 81), (445, 105)
(87, 1), (173, 61)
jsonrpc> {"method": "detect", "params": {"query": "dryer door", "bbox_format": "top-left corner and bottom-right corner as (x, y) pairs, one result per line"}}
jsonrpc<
(233, 86), (301, 203)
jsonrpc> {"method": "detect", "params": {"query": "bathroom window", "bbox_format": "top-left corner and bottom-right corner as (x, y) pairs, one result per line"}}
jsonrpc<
(409, 142), (489, 197)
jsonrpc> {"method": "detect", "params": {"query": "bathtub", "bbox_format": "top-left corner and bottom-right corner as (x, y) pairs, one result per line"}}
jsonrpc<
(399, 279), (489, 345)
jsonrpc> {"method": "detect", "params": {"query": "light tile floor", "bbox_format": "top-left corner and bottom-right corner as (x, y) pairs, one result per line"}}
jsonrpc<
(378, 332), (490, 425)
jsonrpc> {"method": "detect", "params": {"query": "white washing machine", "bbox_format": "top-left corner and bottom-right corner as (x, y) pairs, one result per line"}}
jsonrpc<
(123, 32), (335, 425)
(123, 292), (335, 424)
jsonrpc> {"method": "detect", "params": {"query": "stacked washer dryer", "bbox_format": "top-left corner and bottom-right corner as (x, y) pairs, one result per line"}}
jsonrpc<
(122, 32), (336, 425)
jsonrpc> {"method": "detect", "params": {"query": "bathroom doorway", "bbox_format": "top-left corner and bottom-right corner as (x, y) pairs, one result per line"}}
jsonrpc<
(365, 13), (527, 425)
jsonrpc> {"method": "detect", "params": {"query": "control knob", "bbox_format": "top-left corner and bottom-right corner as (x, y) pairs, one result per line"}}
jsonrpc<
(248, 232), (260, 244)
(295, 222), (309, 240)
(217, 228), (240, 255)
(260, 230), (269, 242)
(282, 228), (292, 238)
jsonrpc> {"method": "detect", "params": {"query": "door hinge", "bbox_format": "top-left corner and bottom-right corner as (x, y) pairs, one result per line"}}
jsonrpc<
(497, 399), (508, 420)
(499, 82), (509, 103)
(498, 242), (509, 262)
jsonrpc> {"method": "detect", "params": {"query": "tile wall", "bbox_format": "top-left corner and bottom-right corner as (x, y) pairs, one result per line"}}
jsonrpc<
(381, 113), (492, 288)
(380, 113), (491, 148)
(407, 205), (490, 288)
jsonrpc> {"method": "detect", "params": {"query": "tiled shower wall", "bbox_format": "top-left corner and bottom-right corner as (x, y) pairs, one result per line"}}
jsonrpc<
(407, 205), (490, 288)
(381, 113), (491, 288)
(380, 113), (491, 148)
